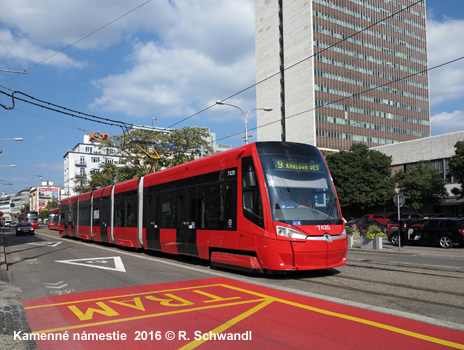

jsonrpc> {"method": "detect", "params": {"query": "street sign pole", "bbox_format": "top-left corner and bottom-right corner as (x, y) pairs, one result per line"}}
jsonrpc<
(394, 193), (405, 250)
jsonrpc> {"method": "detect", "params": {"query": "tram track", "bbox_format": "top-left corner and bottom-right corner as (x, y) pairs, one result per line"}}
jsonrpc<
(329, 273), (464, 298)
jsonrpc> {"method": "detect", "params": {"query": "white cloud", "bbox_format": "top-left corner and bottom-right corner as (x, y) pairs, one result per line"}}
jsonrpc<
(89, 0), (256, 120)
(34, 162), (64, 172)
(0, 0), (255, 122)
(427, 18), (464, 107)
(0, 1), (174, 49)
(431, 110), (464, 135)
(0, 0), (176, 70)
(90, 40), (255, 119)
(0, 29), (84, 69)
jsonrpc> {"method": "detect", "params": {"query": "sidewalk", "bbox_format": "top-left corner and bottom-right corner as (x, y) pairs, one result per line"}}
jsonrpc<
(0, 230), (37, 350)
(349, 235), (464, 259)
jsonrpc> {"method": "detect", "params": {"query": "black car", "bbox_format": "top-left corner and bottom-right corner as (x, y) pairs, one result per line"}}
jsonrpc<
(388, 218), (464, 248)
(16, 222), (35, 235)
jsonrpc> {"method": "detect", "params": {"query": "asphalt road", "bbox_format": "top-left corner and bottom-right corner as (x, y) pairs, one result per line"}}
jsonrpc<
(4, 227), (464, 332)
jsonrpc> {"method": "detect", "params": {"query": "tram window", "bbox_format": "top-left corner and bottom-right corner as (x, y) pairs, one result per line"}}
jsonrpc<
(114, 193), (137, 227)
(78, 202), (91, 226)
(201, 185), (222, 229)
(159, 192), (175, 228)
(242, 157), (264, 228)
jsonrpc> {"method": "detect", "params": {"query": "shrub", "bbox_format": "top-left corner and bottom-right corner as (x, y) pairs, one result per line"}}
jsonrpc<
(363, 225), (385, 240)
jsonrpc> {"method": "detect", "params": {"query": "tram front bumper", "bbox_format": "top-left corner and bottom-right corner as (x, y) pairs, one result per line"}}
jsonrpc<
(257, 237), (348, 271)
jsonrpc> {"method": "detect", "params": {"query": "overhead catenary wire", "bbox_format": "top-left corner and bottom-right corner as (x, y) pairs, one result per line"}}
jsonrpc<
(214, 56), (464, 143)
(0, 89), (132, 129)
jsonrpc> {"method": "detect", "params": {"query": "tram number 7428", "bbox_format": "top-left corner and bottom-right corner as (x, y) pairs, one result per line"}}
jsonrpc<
(59, 142), (347, 274)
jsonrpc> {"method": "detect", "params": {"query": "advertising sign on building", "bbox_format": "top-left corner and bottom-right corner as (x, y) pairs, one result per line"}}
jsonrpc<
(89, 132), (110, 141)
(38, 187), (60, 211)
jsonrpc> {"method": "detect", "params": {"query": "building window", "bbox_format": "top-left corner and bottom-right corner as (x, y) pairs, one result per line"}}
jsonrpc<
(91, 157), (100, 163)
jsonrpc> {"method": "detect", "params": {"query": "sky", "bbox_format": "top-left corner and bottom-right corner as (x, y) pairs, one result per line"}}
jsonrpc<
(0, 0), (463, 195)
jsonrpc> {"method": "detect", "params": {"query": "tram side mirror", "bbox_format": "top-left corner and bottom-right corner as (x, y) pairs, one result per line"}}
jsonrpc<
(243, 170), (257, 188)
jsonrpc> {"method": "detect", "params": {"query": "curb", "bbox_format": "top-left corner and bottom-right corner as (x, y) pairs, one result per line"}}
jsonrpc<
(0, 232), (6, 271)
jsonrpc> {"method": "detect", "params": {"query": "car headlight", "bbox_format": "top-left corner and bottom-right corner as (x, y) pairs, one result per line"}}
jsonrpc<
(276, 226), (308, 240)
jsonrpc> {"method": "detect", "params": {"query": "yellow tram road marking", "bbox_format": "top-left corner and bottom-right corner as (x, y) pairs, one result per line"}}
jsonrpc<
(180, 299), (273, 350)
(25, 283), (227, 310)
(25, 280), (464, 349)
(32, 298), (266, 334)
(220, 284), (464, 350)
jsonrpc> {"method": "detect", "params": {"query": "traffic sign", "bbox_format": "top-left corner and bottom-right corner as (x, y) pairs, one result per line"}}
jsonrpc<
(394, 193), (405, 207)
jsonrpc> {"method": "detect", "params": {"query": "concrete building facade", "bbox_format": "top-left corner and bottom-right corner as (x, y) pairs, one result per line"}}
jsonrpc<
(63, 134), (123, 198)
(0, 189), (30, 223)
(255, 0), (430, 152)
(372, 131), (464, 216)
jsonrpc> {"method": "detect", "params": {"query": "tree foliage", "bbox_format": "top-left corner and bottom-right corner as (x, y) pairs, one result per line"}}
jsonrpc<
(325, 143), (395, 218)
(74, 127), (214, 193)
(39, 199), (59, 221)
(394, 162), (447, 212)
(449, 141), (464, 198)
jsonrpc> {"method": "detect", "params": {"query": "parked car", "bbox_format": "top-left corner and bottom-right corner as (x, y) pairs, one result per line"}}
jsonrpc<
(362, 214), (390, 225)
(5, 220), (12, 227)
(387, 218), (464, 248)
(387, 212), (423, 221)
(386, 217), (421, 234)
(16, 222), (35, 236)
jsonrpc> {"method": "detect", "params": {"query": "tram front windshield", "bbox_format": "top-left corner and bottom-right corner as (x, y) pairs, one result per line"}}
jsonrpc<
(259, 153), (343, 226)
(27, 213), (38, 222)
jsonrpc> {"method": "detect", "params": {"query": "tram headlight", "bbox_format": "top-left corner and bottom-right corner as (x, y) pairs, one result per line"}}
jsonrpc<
(276, 226), (308, 240)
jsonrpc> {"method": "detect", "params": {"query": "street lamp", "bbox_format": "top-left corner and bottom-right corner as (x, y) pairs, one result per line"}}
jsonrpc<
(0, 138), (23, 142)
(0, 138), (23, 155)
(216, 101), (272, 144)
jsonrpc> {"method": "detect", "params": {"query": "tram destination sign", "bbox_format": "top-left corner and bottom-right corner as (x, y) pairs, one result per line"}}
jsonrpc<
(273, 158), (321, 172)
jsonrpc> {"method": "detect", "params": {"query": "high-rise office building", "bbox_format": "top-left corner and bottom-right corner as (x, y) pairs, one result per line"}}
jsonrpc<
(255, 0), (430, 151)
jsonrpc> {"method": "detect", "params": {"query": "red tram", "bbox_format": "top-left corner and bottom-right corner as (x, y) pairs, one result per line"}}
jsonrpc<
(59, 142), (347, 273)
(47, 208), (60, 230)
(18, 211), (39, 229)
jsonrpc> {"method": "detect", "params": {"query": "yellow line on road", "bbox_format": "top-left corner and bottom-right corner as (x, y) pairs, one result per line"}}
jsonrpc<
(179, 299), (273, 350)
(32, 298), (265, 334)
(221, 284), (464, 349)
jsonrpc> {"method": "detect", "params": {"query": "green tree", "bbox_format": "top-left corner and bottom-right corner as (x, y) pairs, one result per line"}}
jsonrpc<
(39, 199), (59, 222)
(394, 162), (447, 212)
(449, 141), (464, 198)
(325, 143), (395, 218)
(75, 127), (214, 193)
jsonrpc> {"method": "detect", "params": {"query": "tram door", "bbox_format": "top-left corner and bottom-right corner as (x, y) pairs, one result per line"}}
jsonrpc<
(66, 203), (77, 237)
(100, 197), (110, 243)
(176, 187), (198, 256)
(145, 194), (161, 250)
